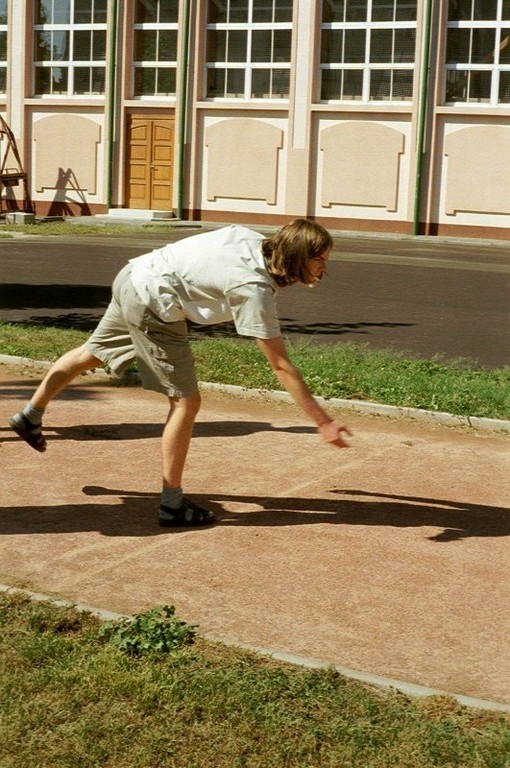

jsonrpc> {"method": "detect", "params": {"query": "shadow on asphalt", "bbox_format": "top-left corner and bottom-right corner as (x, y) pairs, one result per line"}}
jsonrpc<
(0, 486), (507, 542)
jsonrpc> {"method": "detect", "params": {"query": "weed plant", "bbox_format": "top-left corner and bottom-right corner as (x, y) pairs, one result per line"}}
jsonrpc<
(1, 321), (508, 419)
(1, 593), (509, 768)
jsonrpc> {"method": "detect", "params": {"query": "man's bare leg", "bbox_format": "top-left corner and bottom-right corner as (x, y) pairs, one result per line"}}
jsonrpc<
(159, 392), (215, 527)
(9, 344), (102, 451)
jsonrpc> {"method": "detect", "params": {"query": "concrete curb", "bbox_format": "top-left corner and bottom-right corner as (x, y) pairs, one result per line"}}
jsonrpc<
(2, 584), (509, 715)
(1, 354), (508, 434)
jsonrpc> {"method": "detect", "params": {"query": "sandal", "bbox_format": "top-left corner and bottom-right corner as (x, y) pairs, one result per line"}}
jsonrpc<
(159, 497), (216, 528)
(9, 412), (47, 453)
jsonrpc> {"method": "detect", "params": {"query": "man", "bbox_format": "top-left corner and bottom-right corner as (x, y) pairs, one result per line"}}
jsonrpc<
(9, 218), (352, 527)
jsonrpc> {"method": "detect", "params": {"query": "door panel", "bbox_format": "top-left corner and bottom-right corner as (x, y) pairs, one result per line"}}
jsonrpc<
(125, 116), (174, 210)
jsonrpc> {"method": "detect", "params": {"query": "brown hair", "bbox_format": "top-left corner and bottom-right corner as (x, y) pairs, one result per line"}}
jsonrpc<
(261, 218), (333, 287)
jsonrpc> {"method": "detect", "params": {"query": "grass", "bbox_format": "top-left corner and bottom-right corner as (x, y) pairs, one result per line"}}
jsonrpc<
(1, 320), (509, 420)
(0, 221), (182, 237)
(1, 592), (509, 768)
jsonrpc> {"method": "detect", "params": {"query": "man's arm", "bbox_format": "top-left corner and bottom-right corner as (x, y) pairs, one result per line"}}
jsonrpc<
(256, 337), (352, 448)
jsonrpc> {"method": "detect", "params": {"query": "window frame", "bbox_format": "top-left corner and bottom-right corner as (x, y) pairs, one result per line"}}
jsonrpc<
(132, 0), (179, 99)
(444, 1), (510, 106)
(0, 0), (7, 96)
(319, 0), (418, 105)
(33, 0), (107, 98)
(205, 0), (293, 101)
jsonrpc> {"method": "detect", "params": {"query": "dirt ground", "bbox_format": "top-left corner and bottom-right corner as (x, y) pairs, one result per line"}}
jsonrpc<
(1, 362), (509, 707)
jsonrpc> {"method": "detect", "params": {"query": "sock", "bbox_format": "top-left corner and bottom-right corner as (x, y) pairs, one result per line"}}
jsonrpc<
(161, 486), (183, 510)
(22, 403), (45, 425)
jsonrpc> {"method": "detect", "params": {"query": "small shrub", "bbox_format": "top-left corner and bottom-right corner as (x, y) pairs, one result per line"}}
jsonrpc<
(98, 605), (197, 656)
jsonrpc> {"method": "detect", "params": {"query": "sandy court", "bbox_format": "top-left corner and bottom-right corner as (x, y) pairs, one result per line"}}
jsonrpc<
(1, 363), (509, 707)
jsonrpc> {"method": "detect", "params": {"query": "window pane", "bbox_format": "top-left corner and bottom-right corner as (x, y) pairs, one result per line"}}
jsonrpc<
(345, 29), (366, 62)
(271, 68), (290, 96)
(74, 66), (90, 92)
(159, 30), (178, 61)
(391, 68), (414, 98)
(372, 0), (394, 21)
(395, 0), (417, 21)
(53, 31), (70, 61)
(274, 0), (293, 22)
(273, 29), (292, 61)
(35, 30), (52, 61)
(51, 66), (68, 93)
(345, 0), (368, 22)
(0, 0), (6, 24)
(252, 30), (272, 62)
(36, 1), (53, 25)
(228, 30), (247, 62)
(54, 1), (71, 24)
(0, 31), (6, 59)
(448, 0), (468, 21)
(445, 69), (468, 100)
(208, 0), (227, 23)
(160, 1), (179, 22)
(370, 29), (393, 63)
(74, 30), (91, 60)
(156, 67), (176, 94)
(370, 69), (392, 98)
(503, 0), (510, 19)
(229, 0), (249, 23)
(35, 65), (51, 93)
(473, 0), (497, 20)
(225, 68), (244, 95)
(207, 30), (226, 61)
(253, 2), (273, 22)
(93, 0), (108, 23)
(469, 70), (491, 100)
(321, 69), (343, 99)
(135, 67), (156, 95)
(135, 0), (157, 23)
(322, 0), (346, 23)
(499, 70), (510, 100)
(395, 28), (415, 62)
(446, 28), (471, 63)
(471, 28), (496, 63)
(252, 68), (271, 96)
(0, 67), (6, 93)
(92, 30), (106, 60)
(207, 67), (225, 96)
(74, 0), (92, 23)
(135, 30), (157, 60)
(321, 29), (343, 62)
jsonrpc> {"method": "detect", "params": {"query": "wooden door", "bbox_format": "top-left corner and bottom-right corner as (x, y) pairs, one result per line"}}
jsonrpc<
(125, 115), (174, 210)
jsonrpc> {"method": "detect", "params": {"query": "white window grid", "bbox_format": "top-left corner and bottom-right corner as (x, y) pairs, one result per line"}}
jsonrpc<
(33, 1), (107, 97)
(0, 0), (6, 95)
(445, 14), (510, 105)
(319, 1), (417, 104)
(205, 0), (293, 101)
(132, 20), (178, 98)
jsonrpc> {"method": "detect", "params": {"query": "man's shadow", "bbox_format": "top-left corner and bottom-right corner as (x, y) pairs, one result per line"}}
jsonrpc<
(0, 486), (507, 542)
(0, 419), (315, 445)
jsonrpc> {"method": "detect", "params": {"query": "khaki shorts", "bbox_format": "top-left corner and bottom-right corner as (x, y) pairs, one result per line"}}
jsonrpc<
(85, 264), (198, 397)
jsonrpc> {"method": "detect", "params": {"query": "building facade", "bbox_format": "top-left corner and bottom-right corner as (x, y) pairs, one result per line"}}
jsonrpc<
(1, 0), (510, 238)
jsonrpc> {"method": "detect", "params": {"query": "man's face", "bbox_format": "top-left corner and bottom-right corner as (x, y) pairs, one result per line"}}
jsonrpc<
(306, 248), (330, 286)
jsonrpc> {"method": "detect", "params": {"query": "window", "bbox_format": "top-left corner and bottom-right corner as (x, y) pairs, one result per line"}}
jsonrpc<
(320, 0), (417, 103)
(33, 0), (107, 96)
(0, 0), (6, 95)
(206, 0), (293, 99)
(445, 0), (510, 104)
(133, 0), (178, 97)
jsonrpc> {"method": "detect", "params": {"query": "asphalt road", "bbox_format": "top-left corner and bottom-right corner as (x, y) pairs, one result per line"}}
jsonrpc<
(1, 227), (509, 368)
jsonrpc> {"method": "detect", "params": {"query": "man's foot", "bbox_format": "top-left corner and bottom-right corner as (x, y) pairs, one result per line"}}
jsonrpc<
(159, 497), (216, 527)
(9, 412), (47, 453)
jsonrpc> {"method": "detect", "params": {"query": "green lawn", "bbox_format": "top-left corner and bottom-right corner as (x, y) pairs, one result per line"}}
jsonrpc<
(1, 321), (509, 420)
(1, 593), (508, 768)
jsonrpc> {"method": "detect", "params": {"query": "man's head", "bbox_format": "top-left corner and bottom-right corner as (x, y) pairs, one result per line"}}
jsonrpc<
(262, 218), (333, 287)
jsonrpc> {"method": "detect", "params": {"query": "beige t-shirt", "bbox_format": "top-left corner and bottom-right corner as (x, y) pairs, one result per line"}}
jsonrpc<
(129, 225), (281, 339)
